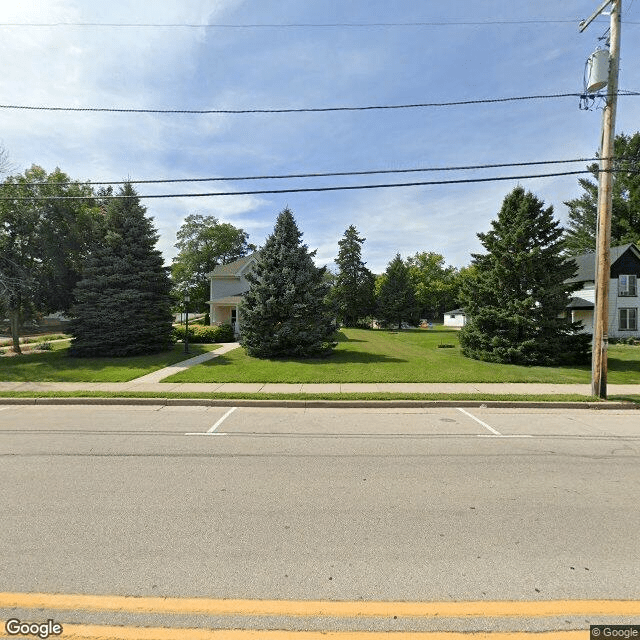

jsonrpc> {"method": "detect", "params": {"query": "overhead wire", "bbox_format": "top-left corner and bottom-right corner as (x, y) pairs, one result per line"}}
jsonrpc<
(6, 157), (611, 187)
(1, 168), (637, 201)
(0, 20), (619, 28)
(1, 91), (638, 115)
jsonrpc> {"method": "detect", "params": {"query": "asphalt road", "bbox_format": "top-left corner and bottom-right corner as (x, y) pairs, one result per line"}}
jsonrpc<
(1, 404), (640, 636)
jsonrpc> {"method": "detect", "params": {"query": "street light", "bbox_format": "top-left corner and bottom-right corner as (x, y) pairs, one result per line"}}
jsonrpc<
(183, 293), (190, 354)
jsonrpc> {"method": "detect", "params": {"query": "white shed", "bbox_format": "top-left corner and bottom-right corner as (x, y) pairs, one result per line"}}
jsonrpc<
(443, 309), (467, 327)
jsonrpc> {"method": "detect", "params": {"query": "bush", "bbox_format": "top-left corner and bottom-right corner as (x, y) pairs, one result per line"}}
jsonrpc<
(172, 323), (235, 343)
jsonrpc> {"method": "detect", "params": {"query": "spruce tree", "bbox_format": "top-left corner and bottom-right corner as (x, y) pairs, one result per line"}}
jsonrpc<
(376, 254), (417, 330)
(459, 186), (589, 366)
(564, 132), (640, 254)
(69, 183), (174, 357)
(332, 225), (376, 327)
(240, 208), (335, 358)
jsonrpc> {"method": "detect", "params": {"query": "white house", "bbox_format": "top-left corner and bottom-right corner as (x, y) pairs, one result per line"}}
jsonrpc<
(567, 243), (640, 338)
(207, 253), (258, 336)
(443, 308), (467, 327)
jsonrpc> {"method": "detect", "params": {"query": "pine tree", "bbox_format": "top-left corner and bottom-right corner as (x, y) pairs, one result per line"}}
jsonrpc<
(332, 225), (376, 327)
(459, 186), (589, 366)
(69, 183), (174, 357)
(564, 132), (640, 254)
(376, 254), (417, 330)
(239, 208), (335, 358)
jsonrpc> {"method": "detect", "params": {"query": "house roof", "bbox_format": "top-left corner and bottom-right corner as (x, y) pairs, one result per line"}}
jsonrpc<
(208, 294), (245, 305)
(207, 252), (259, 278)
(567, 296), (594, 309)
(566, 243), (638, 283)
(444, 309), (465, 315)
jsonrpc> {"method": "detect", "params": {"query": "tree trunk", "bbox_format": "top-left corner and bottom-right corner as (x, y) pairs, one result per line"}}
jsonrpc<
(9, 308), (22, 354)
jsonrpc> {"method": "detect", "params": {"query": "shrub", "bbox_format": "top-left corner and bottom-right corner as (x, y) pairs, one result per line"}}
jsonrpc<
(172, 323), (234, 343)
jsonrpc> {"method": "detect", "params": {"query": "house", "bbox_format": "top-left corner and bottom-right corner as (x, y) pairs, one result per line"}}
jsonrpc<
(207, 253), (258, 336)
(567, 243), (640, 338)
(443, 309), (467, 327)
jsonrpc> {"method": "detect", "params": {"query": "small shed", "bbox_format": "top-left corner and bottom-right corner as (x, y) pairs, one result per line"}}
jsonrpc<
(443, 309), (467, 327)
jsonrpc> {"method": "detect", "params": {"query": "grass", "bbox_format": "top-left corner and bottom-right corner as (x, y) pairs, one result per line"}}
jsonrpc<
(164, 327), (640, 385)
(0, 390), (606, 403)
(0, 342), (218, 382)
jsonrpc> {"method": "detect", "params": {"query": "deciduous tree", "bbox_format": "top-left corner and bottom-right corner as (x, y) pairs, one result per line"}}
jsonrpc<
(0, 165), (99, 353)
(171, 214), (255, 310)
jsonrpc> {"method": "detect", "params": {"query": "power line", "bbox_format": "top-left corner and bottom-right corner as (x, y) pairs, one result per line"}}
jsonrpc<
(7, 157), (609, 187)
(0, 20), (620, 28)
(1, 92), (639, 115)
(0, 169), (626, 200)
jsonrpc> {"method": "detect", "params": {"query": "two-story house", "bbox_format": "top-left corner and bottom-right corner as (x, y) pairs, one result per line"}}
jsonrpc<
(567, 243), (640, 338)
(207, 252), (258, 336)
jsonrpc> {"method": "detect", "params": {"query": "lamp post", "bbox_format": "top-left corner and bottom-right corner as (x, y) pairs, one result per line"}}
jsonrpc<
(183, 293), (190, 354)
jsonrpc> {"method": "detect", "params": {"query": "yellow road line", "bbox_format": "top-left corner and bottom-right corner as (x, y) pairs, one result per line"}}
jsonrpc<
(1, 592), (640, 618)
(45, 624), (590, 640)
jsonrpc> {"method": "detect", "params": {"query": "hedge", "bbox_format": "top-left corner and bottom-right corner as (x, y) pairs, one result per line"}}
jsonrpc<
(173, 323), (235, 343)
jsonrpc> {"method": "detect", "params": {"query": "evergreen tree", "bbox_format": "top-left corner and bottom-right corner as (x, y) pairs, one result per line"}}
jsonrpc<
(459, 186), (589, 366)
(240, 208), (335, 358)
(564, 132), (640, 254)
(376, 254), (417, 329)
(332, 225), (376, 327)
(69, 183), (174, 357)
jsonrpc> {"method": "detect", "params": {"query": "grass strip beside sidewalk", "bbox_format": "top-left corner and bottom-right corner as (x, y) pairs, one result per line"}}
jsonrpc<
(0, 390), (613, 403)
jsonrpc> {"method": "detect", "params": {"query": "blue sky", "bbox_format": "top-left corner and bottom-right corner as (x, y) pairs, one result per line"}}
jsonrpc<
(1, 0), (639, 274)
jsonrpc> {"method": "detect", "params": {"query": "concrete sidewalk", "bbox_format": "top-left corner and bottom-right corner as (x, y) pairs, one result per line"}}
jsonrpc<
(1, 380), (639, 396)
(1, 341), (639, 398)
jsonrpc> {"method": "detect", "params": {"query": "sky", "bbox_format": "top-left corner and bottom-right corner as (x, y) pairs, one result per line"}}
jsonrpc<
(1, 0), (639, 274)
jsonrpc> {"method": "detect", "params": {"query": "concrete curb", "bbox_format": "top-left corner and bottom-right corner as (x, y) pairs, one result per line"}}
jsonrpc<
(0, 397), (635, 409)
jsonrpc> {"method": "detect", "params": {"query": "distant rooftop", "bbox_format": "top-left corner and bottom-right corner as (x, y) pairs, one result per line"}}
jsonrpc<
(566, 244), (637, 283)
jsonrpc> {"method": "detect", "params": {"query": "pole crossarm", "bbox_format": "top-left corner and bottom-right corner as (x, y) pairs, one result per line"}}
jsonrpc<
(579, 0), (614, 32)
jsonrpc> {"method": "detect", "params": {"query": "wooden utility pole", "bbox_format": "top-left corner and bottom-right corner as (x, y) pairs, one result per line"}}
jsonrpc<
(579, 0), (622, 399)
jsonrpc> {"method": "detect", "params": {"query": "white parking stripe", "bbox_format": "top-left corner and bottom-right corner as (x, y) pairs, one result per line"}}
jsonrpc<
(185, 407), (237, 436)
(457, 408), (502, 436)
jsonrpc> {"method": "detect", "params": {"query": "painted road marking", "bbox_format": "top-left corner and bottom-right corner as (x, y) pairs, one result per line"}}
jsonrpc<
(457, 408), (502, 436)
(2, 593), (640, 618)
(185, 407), (237, 436)
(38, 624), (590, 639)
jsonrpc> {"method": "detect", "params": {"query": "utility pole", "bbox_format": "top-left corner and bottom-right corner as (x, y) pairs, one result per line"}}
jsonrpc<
(579, 0), (622, 399)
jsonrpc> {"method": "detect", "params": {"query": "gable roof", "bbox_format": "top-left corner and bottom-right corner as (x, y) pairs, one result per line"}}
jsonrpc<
(565, 243), (639, 283)
(207, 252), (258, 278)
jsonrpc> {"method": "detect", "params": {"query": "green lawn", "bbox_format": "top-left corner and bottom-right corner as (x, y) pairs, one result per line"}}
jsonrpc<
(0, 342), (218, 382)
(164, 327), (640, 384)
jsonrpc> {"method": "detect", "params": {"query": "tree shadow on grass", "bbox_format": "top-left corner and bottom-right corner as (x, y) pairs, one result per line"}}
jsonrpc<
(203, 351), (406, 366)
(608, 355), (640, 374)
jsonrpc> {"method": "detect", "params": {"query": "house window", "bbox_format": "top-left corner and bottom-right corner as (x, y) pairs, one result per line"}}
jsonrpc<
(619, 274), (637, 297)
(619, 308), (637, 331)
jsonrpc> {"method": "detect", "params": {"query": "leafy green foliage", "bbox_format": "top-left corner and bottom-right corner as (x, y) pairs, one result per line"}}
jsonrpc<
(406, 252), (459, 321)
(173, 323), (234, 343)
(459, 187), (588, 366)
(171, 214), (255, 311)
(376, 254), (418, 329)
(564, 131), (640, 255)
(240, 208), (335, 358)
(69, 183), (174, 357)
(330, 225), (376, 327)
(0, 165), (101, 353)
